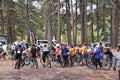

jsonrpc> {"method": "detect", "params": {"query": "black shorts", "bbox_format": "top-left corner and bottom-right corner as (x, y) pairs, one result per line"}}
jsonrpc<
(15, 54), (21, 59)
(0, 51), (2, 53)
(43, 51), (50, 54)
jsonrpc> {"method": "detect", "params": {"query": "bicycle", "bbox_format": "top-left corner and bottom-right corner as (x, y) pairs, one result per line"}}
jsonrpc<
(52, 54), (65, 67)
(86, 54), (112, 70)
(40, 53), (52, 68)
(15, 56), (24, 69)
(101, 54), (112, 70)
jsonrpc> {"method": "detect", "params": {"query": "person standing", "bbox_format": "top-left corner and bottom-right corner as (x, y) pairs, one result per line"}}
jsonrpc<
(113, 45), (120, 80)
(81, 43), (87, 65)
(94, 46), (102, 69)
(14, 44), (23, 69)
(31, 44), (38, 69)
(42, 44), (50, 67)
(69, 46), (75, 66)
(61, 44), (69, 67)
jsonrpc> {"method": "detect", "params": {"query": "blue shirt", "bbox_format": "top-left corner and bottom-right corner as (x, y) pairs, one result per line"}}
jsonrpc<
(94, 49), (101, 59)
(61, 47), (69, 56)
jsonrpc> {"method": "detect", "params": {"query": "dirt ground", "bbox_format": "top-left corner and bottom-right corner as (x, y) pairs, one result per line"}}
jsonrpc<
(0, 57), (118, 80)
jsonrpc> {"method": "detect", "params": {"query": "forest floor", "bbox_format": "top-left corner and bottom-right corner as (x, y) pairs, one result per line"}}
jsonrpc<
(0, 56), (118, 80)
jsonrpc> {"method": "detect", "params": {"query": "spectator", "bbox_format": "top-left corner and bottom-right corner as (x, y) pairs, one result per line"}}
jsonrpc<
(113, 45), (120, 80)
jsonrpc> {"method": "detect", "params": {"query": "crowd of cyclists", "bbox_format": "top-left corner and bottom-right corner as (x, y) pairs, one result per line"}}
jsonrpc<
(0, 41), (116, 70)
(1, 40), (120, 79)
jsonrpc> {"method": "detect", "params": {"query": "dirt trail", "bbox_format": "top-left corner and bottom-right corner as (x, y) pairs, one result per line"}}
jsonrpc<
(0, 59), (118, 80)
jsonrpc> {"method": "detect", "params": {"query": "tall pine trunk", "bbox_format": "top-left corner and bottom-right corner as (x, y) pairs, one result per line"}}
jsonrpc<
(7, 0), (15, 43)
(102, 4), (106, 42)
(111, 0), (119, 48)
(96, 0), (100, 42)
(91, 0), (94, 42)
(75, 0), (78, 45)
(44, 1), (53, 47)
(71, 0), (75, 45)
(57, 0), (61, 43)
(26, 0), (31, 43)
(66, 0), (71, 45)
(0, 0), (4, 34)
(80, 0), (87, 44)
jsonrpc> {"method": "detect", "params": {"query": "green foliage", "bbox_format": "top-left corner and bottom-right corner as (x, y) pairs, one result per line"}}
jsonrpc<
(0, 0), (120, 44)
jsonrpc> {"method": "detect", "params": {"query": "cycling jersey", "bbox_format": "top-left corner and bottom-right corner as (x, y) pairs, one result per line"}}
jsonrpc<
(81, 46), (87, 54)
(70, 48), (75, 56)
(55, 48), (60, 57)
(42, 47), (49, 52)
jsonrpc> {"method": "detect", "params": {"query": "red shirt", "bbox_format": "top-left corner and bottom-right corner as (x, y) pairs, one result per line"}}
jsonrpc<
(55, 48), (60, 57)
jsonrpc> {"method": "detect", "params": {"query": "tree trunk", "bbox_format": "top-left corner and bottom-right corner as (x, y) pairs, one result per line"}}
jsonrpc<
(7, 0), (15, 43)
(26, 0), (31, 43)
(0, 0), (4, 34)
(45, 2), (53, 47)
(57, 0), (61, 43)
(71, 0), (75, 45)
(80, 0), (87, 44)
(102, 4), (106, 42)
(75, 0), (78, 45)
(66, 0), (71, 45)
(111, 0), (119, 48)
(91, 0), (94, 43)
(44, 11), (48, 40)
(96, 0), (100, 42)
(11, 1), (15, 42)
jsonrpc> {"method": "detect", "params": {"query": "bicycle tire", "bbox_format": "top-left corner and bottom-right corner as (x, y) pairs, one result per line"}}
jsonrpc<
(24, 57), (30, 65)
(102, 59), (112, 70)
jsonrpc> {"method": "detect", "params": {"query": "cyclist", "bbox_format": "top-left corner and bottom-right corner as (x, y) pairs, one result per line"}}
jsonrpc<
(69, 46), (75, 66)
(42, 44), (50, 67)
(31, 44), (38, 69)
(103, 47), (113, 62)
(54, 45), (61, 63)
(113, 45), (120, 80)
(94, 46), (102, 69)
(61, 44), (69, 67)
(14, 44), (23, 69)
(81, 43), (87, 65)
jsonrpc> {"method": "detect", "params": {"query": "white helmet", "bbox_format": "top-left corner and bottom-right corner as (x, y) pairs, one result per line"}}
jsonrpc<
(0, 42), (2, 46)
(56, 44), (60, 47)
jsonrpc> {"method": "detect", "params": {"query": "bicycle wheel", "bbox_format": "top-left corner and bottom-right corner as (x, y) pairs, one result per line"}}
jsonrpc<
(102, 59), (112, 70)
(40, 58), (48, 66)
(53, 59), (60, 67)
(24, 57), (30, 65)
(40, 55), (51, 67)
(86, 57), (95, 69)
(76, 54), (82, 65)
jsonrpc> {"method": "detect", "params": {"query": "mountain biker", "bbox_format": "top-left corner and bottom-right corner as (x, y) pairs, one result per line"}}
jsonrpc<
(61, 44), (69, 67)
(14, 44), (23, 69)
(81, 43), (87, 65)
(113, 45), (120, 80)
(69, 46), (75, 66)
(42, 44), (50, 67)
(103, 47), (113, 61)
(54, 45), (61, 64)
(94, 46), (102, 69)
(36, 45), (40, 58)
(31, 44), (38, 69)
